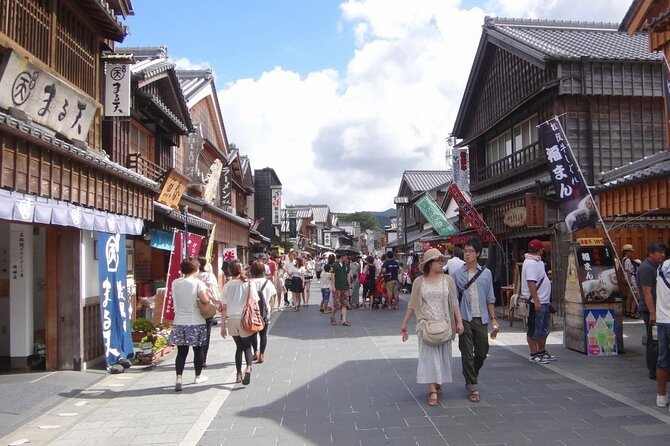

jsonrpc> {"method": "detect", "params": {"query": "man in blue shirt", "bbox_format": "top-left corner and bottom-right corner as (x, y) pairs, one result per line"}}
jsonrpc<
(381, 251), (400, 309)
(451, 239), (496, 403)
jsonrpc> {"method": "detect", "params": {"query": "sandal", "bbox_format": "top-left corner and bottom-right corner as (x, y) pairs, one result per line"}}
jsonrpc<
(468, 390), (480, 403)
(242, 368), (252, 385)
(435, 384), (442, 395)
(330, 317), (336, 325)
(235, 372), (243, 383)
(427, 391), (439, 406)
(342, 321), (351, 326)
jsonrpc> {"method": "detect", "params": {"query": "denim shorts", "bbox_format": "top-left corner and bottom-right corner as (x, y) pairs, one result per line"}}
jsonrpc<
(527, 303), (551, 339)
(658, 323), (670, 371)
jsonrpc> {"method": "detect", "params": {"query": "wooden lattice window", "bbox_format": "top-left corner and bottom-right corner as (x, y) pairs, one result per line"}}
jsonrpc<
(130, 121), (155, 163)
(55, 1), (96, 97)
(0, 0), (50, 61)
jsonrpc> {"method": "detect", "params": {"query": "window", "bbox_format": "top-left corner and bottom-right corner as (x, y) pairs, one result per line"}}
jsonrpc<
(130, 122), (155, 162)
(485, 115), (538, 164)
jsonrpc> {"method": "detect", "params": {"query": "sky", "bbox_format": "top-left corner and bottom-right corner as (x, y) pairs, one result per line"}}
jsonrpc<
(123, 0), (632, 213)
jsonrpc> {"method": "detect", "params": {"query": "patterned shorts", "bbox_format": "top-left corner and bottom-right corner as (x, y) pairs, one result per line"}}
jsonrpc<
(332, 289), (351, 310)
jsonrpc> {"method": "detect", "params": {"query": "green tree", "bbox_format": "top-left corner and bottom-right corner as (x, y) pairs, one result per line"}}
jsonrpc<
(338, 212), (380, 232)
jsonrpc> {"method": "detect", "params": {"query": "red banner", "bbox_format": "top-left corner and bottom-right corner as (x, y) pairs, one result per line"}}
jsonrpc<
(447, 183), (496, 241)
(162, 231), (204, 322)
(449, 232), (499, 245)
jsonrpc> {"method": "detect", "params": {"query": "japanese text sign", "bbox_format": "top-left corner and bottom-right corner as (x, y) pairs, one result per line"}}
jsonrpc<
(447, 183), (495, 241)
(104, 63), (130, 117)
(0, 51), (99, 141)
(271, 187), (282, 226)
(538, 118), (596, 233)
(157, 169), (188, 209)
(415, 194), (459, 236)
(575, 245), (620, 304)
(162, 231), (204, 322)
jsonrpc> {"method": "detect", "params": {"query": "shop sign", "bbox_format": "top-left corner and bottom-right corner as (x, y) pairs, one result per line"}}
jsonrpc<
(578, 238), (604, 246)
(539, 118), (596, 233)
(450, 232), (499, 245)
(183, 124), (203, 181)
(220, 167), (232, 206)
(575, 244), (620, 304)
(415, 194), (459, 236)
(503, 207), (526, 228)
(104, 63), (130, 117)
(525, 192), (545, 227)
(584, 309), (618, 356)
(271, 187), (282, 225)
(202, 159), (223, 204)
(324, 233), (331, 246)
(414, 242), (423, 252)
(452, 147), (470, 193)
(157, 169), (188, 209)
(0, 51), (99, 141)
(97, 232), (133, 366)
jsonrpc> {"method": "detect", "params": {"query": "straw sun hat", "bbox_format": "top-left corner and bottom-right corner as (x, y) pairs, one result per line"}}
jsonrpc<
(419, 248), (446, 269)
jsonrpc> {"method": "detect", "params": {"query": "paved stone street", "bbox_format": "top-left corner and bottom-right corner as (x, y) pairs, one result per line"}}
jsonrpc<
(1, 286), (670, 445)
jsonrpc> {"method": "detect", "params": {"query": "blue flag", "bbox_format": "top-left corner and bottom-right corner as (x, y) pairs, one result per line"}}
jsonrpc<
(97, 232), (134, 366)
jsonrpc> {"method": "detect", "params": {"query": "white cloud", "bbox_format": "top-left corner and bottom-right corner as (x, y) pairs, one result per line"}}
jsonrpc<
(172, 57), (212, 71)
(218, 0), (632, 213)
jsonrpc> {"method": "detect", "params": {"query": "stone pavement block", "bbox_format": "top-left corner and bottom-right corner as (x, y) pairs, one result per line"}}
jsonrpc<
(622, 422), (670, 436)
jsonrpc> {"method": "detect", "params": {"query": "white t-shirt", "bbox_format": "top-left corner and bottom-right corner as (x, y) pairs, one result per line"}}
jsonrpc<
(521, 257), (551, 304)
(321, 271), (333, 289)
(250, 277), (277, 316)
(221, 278), (259, 318)
(444, 257), (465, 275)
(172, 276), (207, 326)
(656, 259), (670, 323)
(468, 269), (481, 317)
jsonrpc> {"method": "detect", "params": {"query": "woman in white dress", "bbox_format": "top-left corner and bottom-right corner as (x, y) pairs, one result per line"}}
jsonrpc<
(400, 249), (464, 406)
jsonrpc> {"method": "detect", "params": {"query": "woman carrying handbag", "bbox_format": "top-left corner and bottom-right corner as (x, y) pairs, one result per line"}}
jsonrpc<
(220, 260), (259, 385)
(400, 249), (464, 407)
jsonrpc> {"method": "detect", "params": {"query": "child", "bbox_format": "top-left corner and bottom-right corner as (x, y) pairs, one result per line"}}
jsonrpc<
(320, 263), (333, 313)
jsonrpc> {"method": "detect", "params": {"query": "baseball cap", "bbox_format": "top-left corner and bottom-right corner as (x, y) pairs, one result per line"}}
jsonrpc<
(528, 239), (544, 250)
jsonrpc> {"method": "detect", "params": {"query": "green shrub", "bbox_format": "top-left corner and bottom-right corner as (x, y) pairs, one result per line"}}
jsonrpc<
(131, 318), (154, 333)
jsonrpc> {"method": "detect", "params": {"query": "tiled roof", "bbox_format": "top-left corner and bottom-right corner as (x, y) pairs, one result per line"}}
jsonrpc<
(401, 170), (452, 195)
(596, 151), (670, 191)
(289, 205), (330, 224)
(177, 70), (214, 103)
(487, 17), (661, 62)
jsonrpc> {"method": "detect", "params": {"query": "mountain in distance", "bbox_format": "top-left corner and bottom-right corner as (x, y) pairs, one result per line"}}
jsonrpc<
(369, 208), (396, 229)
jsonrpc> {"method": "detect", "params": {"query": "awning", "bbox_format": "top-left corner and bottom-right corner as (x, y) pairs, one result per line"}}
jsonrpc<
(407, 228), (436, 244)
(154, 201), (214, 230)
(0, 188), (143, 235)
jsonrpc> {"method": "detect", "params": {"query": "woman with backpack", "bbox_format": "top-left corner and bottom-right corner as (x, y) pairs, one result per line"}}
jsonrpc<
(249, 260), (275, 364)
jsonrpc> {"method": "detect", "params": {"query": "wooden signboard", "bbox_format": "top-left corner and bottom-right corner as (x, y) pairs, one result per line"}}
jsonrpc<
(157, 169), (188, 209)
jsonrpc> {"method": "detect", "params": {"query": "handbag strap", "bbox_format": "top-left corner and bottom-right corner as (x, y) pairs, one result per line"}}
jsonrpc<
(463, 268), (483, 291)
(659, 265), (670, 290)
(260, 277), (270, 292)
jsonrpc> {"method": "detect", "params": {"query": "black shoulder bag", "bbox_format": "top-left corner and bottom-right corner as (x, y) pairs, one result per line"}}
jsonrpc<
(458, 268), (484, 303)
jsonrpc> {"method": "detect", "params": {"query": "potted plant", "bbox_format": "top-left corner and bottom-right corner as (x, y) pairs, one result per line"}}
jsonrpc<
(131, 318), (154, 342)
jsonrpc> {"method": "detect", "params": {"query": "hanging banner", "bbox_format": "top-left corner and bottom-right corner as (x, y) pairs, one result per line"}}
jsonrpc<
(447, 183), (496, 241)
(538, 118), (596, 233)
(223, 247), (237, 261)
(271, 187), (282, 226)
(205, 224), (216, 265)
(663, 54), (670, 125)
(452, 147), (470, 193)
(97, 232), (133, 366)
(162, 231), (204, 322)
(104, 63), (130, 117)
(184, 124), (203, 181)
(415, 194), (459, 236)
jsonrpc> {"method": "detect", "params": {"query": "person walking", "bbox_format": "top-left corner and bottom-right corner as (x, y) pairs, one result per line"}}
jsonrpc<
(381, 251), (400, 309)
(638, 241), (666, 380)
(319, 263), (333, 313)
(197, 257), (220, 369)
(521, 239), (556, 365)
(361, 255), (376, 309)
(168, 257), (211, 391)
(444, 247), (465, 275)
(400, 248), (464, 406)
(349, 254), (362, 309)
(655, 239), (670, 409)
(451, 239), (497, 403)
(622, 244), (640, 317)
(220, 260), (257, 385)
(283, 250), (304, 311)
(249, 260), (275, 364)
(330, 253), (351, 326)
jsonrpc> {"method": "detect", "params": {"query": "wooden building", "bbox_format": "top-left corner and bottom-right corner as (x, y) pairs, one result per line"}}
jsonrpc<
(0, 0), (160, 371)
(451, 17), (666, 316)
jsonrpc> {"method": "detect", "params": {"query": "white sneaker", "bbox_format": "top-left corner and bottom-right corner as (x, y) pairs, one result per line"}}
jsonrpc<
(529, 354), (549, 364)
(194, 375), (208, 384)
(657, 394), (668, 407)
